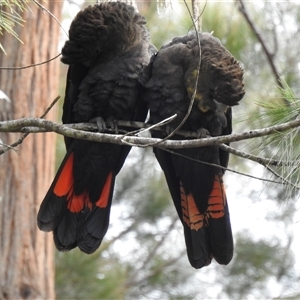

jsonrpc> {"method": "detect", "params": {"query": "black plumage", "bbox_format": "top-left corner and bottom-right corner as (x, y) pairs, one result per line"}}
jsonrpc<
(143, 32), (245, 268)
(37, 2), (156, 254)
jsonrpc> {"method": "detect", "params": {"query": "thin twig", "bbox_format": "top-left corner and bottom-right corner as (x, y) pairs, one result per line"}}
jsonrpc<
(0, 96), (60, 155)
(0, 141), (19, 153)
(32, 0), (69, 38)
(191, 0), (207, 32)
(1, 114), (300, 185)
(220, 145), (300, 188)
(120, 114), (177, 146)
(219, 144), (293, 167)
(134, 114), (177, 136)
(162, 1), (201, 139)
(264, 165), (299, 190)
(163, 148), (287, 185)
(0, 53), (61, 70)
(40, 96), (61, 118)
(237, 0), (284, 91)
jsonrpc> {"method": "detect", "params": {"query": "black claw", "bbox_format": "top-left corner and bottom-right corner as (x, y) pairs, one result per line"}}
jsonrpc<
(89, 117), (119, 133)
(90, 117), (106, 132)
(106, 118), (118, 134)
(197, 127), (211, 138)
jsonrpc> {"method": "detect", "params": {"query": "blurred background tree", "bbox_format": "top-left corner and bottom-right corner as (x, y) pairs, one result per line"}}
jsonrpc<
(0, 1), (63, 299)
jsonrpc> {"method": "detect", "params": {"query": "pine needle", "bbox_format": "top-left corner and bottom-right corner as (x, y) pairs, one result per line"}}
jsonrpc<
(250, 80), (300, 198)
(0, 0), (28, 53)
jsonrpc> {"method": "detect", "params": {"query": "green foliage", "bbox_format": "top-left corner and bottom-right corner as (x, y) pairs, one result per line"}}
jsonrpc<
(55, 248), (128, 299)
(139, 171), (171, 221)
(0, 0), (28, 53)
(220, 232), (295, 299)
(248, 81), (300, 195)
(141, 1), (192, 49)
(201, 3), (251, 59)
(141, 1), (251, 55)
(255, 81), (299, 127)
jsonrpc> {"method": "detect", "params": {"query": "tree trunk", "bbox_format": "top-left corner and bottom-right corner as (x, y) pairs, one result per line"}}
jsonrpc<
(0, 2), (62, 299)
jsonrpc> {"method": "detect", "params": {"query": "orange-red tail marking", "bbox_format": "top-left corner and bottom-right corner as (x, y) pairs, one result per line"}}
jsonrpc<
(67, 191), (87, 212)
(66, 172), (113, 213)
(180, 183), (204, 231)
(206, 175), (226, 219)
(53, 152), (113, 213)
(53, 152), (74, 196)
(95, 172), (113, 208)
(180, 175), (227, 230)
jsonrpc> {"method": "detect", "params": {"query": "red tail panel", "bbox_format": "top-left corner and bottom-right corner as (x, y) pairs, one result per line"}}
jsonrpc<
(53, 152), (74, 196)
(95, 172), (112, 208)
(180, 175), (227, 231)
(67, 191), (87, 213)
(53, 152), (113, 213)
(180, 183), (204, 231)
(206, 175), (226, 219)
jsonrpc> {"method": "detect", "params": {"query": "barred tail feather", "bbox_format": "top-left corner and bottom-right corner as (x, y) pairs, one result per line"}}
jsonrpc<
(206, 175), (233, 264)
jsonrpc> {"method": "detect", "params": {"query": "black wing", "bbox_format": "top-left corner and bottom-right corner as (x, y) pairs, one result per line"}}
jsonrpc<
(38, 2), (155, 253)
(143, 32), (244, 268)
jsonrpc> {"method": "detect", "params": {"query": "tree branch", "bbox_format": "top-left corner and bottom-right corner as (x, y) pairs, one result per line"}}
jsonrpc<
(219, 144), (300, 188)
(0, 53), (61, 70)
(32, 0), (69, 38)
(0, 116), (300, 150)
(219, 144), (293, 167)
(237, 0), (284, 91)
(0, 96), (60, 155)
(163, 148), (291, 185)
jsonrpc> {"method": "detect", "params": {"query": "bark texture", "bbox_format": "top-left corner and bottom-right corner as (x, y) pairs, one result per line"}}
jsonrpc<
(0, 2), (62, 299)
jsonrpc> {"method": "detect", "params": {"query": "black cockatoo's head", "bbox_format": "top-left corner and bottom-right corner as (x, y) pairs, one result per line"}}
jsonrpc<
(61, 2), (149, 66)
(184, 32), (245, 113)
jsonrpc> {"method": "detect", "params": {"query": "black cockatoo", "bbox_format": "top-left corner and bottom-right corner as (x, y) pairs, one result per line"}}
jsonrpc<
(37, 2), (155, 254)
(142, 32), (245, 268)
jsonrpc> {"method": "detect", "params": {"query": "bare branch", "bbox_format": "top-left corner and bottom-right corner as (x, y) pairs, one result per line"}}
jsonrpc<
(4, 116), (298, 184)
(0, 96), (60, 155)
(0, 53), (61, 70)
(0, 141), (19, 153)
(40, 96), (61, 118)
(219, 144), (293, 167)
(120, 114), (177, 146)
(163, 148), (287, 185)
(191, 0), (207, 32)
(1, 115), (300, 150)
(32, 0), (69, 38)
(237, 0), (284, 91)
(219, 144), (300, 188)
(264, 165), (299, 190)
